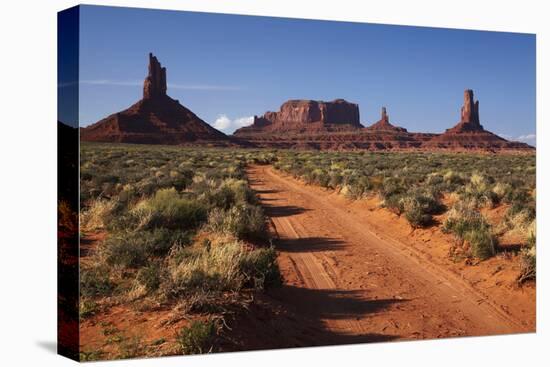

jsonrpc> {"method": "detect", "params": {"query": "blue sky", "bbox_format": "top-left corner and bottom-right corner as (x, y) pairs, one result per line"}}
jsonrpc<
(73, 5), (535, 143)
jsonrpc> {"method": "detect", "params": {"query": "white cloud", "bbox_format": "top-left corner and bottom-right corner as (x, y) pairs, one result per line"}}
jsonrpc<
(498, 132), (536, 146)
(213, 115), (232, 130)
(517, 133), (536, 142)
(496, 133), (513, 140)
(212, 115), (254, 134)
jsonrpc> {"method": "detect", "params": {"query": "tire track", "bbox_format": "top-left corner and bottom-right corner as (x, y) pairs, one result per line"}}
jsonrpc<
(247, 165), (529, 340)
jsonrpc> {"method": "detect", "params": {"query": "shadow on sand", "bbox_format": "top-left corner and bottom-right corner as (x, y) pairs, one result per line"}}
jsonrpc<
(220, 285), (405, 351)
(277, 237), (345, 252)
(262, 203), (310, 217)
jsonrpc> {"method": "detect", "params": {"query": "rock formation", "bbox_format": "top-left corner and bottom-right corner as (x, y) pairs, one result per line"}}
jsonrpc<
(232, 90), (533, 153)
(143, 53), (167, 99)
(424, 89), (532, 151)
(445, 89), (484, 133)
(234, 99), (362, 137)
(81, 53), (229, 145)
(367, 107), (407, 132)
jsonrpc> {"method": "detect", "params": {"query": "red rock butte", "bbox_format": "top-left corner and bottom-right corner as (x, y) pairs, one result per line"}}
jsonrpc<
(80, 53), (229, 145)
(234, 89), (533, 152)
(235, 99), (362, 137)
(423, 89), (531, 151)
(80, 54), (533, 153)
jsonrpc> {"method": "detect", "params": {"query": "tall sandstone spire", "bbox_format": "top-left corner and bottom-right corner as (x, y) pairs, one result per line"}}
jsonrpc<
(381, 107), (389, 123)
(456, 89), (483, 131)
(366, 106), (407, 132)
(460, 89), (480, 124)
(143, 53), (167, 99)
(81, 53), (229, 144)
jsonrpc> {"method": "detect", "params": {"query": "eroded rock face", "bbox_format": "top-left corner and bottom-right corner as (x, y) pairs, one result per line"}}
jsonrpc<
(367, 107), (407, 132)
(234, 99), (362, 136)
(423, 89), (533, 151)
(233, 90), (533, 153)
(143, 53), (167, 99)
(274, 99), (360, 126)
(446, 89), (485, 133)
(81, 53), (230, 145)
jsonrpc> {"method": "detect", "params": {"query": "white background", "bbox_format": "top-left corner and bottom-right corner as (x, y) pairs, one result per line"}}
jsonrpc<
(0, 0), (547, 365)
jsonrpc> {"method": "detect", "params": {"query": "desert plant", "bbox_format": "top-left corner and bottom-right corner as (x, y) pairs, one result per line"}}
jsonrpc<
(443, 200), (496, 259)
(518, 244), (536, 284)
(239, 246), (281, 289)
(136, 263), (162, 293)
(135, 188), (207, 230)
(176, 320), (217, 354)
(81, 198), (117, 232)
(206, 204), (267, 240)
(102, 229), (190, 268)
(80, 267), (114, 298)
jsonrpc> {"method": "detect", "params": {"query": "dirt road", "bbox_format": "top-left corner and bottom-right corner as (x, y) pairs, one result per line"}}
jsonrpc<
(247, 165), (531, 344)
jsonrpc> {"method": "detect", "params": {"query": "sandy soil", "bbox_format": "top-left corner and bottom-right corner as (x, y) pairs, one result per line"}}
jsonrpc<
(244, 165), (535, 344)
(79, 165), (535, 358)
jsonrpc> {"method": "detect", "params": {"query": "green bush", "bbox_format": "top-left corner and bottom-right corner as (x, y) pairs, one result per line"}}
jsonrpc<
(176, 320), (216, 354)
(169, 241), (245, 294)
(137, 263), (161, 293)
(399, 193), (442, 228)
(79, 299), (99, 319)
(464, 227), (496, 260)
(80, 268), (113, 298)
(140, 188), (207, 229)
(198, 178), (256, 210)
(402, 197), (433, 228)
(103, 229), (190, 268)
(168, 239), (280, 295)
(443, 200), (497, 259)
(382, 193), (405, 214)
(239, 246), (281, 289)
(207, 204), (267, 240)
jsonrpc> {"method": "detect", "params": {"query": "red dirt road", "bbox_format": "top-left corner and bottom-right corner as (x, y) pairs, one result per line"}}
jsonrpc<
(247, 165), (533, 343)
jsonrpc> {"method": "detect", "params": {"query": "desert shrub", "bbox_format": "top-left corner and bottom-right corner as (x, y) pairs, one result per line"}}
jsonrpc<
(206, 204), (266, 240)
(401, 197), (433, 228)
(79, 349), (104, 361)
(176, 320), (217, 355)
(81, 198), (117, 232)
(197, 178), (256, 210)
(443, 200), (496, 259)
(463, 227), (497, 260)
(117, 336), (144, 359)
(80, 267), (114, 298)
(169, 241), (246, 293)
(518, 244), (536, 284)
(167, 238), (280, 296)
(381, 178), (404, 199)
(328, 171), (343, 189)
(443, 170), (465, 186)
(316, 170), (331, 188)
(134, 188), (207, 230)
(102, 229), (190, 268)
(79, 299), (99, 319)
(492, 182), (512, 201)
(382, 193), (405, 214)
(346, 176), (371, 199)
(443, 200), (484, 236)
(239, 246), (281, 289)
(136, 263), (162, 293)
(504, 203), (536, 239)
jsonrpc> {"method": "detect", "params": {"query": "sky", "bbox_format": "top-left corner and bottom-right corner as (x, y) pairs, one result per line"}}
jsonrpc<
(67, 5), (536, 143)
